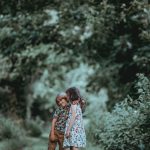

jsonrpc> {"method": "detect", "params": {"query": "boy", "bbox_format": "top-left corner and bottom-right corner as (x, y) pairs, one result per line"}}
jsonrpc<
(48, 92), (70, 150)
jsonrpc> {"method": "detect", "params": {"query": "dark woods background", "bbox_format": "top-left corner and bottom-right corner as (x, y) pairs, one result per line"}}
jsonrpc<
(0, 0), (150, 150)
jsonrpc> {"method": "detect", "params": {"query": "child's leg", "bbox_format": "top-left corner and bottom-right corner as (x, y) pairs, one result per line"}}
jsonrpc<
(48, 130), (58, 150)
(56, 131), (65, 150)
(48, 141), (57, 150)
(58, 134), (64, 150)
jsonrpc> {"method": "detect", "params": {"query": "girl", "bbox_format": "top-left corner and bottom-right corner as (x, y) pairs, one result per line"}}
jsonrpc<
(63, 87), (86, 150)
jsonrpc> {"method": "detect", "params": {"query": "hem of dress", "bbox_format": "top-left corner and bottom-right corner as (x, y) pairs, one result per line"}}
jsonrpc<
(63, 145), (86, 148)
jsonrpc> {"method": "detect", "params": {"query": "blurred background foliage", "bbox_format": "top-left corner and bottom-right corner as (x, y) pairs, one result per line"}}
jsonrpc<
(0, 0), (150, 150)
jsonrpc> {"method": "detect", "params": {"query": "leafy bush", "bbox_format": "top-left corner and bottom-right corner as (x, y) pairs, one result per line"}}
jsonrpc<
(24, 118), (43, 137)
(0, 115), (25, 141)
(85, 88), (109, 145)
(95, 74), (150, 150)
(1, 138), (27, 150)
(0, 0), (56, 15)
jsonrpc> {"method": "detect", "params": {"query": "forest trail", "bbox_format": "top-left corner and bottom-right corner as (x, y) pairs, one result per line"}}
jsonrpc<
(23, 124), (101, 150)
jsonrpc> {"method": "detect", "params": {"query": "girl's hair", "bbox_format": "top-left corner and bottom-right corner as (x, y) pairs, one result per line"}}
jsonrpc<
(66, 87), (86, 112)
(55, 92), (68, 106)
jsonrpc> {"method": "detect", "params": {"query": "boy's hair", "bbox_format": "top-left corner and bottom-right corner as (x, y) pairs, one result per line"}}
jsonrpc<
(66, 87), (86, 112)
(55, 92), (68, 106)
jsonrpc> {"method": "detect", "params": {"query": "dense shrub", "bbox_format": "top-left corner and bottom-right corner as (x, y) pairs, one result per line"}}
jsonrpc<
(0, 0), (55, 15)
(95, 74), (150, 150)
(0, 138), (27, 150)
(0, 115), (25, 140)
(24, 118), (43, 137)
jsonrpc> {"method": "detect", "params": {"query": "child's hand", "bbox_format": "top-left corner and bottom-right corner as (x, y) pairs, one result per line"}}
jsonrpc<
(65, 129), (70, 138)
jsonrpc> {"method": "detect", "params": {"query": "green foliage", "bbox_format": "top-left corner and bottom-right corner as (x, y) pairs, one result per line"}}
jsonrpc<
(0, 138), (28, 150)
(85, 0), (150, 110)
(24, 118), (43, 137)
(83, 0), (117, 55)
(0, 115), (25, 140)
(95, 74), (150, 150)
(0, 1), (150, 149)
(0, 0), (55, 15)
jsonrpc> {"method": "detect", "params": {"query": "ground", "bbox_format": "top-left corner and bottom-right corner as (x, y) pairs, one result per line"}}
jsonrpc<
(0, 122), (101, 150)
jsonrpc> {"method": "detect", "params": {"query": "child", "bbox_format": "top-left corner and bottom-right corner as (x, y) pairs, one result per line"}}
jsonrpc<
(48, 92), (70, 150)
(63, 87), (86, 150)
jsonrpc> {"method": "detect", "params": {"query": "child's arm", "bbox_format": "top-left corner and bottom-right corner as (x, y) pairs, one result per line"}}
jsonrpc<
(65, 104), (77, 138)
(50, 117), (57, 141)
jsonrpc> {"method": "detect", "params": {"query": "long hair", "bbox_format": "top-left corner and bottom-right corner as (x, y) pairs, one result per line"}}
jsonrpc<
(66, 87), (86, 112)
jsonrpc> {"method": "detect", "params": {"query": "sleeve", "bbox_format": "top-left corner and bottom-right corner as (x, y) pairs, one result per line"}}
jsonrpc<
(53, 108), (60, 119)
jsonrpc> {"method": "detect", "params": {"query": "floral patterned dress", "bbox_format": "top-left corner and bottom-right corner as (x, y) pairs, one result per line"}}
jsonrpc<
(63, 103), (86, 148)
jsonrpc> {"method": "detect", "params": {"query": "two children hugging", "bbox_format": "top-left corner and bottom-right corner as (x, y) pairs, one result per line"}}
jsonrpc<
(48, 87), (86, 150)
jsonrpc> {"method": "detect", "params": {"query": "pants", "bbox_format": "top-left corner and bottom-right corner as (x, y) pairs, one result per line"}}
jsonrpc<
(48, 130), (64, 150)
